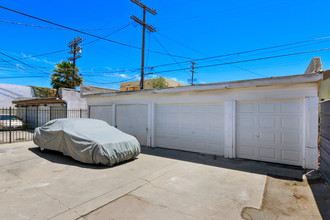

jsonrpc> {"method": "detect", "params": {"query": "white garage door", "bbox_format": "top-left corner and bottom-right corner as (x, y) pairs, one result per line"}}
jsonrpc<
(89, 105), (113, 125)
(116, 104), (148, 146)
(236, 99), (304, 166)
(155, 103), (225, 155)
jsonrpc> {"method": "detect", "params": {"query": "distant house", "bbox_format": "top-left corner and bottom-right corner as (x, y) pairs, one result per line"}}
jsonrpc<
(119, 78), (185, 91)
(12, 88), (88, 128)
(0, 83), (35, 108)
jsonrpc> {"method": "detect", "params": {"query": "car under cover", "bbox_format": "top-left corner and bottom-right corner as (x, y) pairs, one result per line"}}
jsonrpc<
(33, 118), (141, 166)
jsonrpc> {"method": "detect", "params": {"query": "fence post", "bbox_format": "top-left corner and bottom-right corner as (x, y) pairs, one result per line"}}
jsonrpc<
(9, 107), (12, 143)
(36, 106), (39, 128)
(25, 106), (27, 128)
(80, 109), (82, 118)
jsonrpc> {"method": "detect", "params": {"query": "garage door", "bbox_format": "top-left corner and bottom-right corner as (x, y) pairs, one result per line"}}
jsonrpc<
(116, 104), (148, 146)
(89, 105), (113, 125)
(236, 99), (303, 166)
(155, 103), (225, 155)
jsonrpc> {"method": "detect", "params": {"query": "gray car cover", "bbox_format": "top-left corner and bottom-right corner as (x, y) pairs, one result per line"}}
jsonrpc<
(33, 118), (141, 166)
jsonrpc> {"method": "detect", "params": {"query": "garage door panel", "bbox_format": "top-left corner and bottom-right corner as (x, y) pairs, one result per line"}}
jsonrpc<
(155, 103), (224, 155)
(281, 117), (301, 129)
(239, 145), (255, 157)
(259, 103), (276, 113)
(258, 147), (276, 160)
(238, 127), (254, 140)
(257, 131), (276, 145)
(237, 100), (303, 166)
(281, 150), (301, 163)
(239, 103), (255, 113)
(259, 117), (276, 128)
(281, 132), (301, 146)
(281, 101), (302, 113)
(116, 105), (148, 146)
(89, 105), (112, 125)
(238, 117), (254, 127)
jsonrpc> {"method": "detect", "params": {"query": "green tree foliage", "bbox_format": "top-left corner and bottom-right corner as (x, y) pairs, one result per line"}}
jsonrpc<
(151, 77), (169, 89)
(50, 61), (83, 90)
(29, 86), (56, 97)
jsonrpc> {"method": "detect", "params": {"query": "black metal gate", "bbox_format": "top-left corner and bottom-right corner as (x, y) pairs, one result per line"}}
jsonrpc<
(0, 107), (88, 144)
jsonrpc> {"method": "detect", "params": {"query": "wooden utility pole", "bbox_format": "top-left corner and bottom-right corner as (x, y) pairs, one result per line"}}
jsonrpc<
(131, 0), (157, 90)
(68, 36), (82, 89)
(188, 61), (197, 85)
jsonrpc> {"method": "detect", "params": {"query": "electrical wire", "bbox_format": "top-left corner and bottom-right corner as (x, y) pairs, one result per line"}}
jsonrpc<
(158, 0), (305, 30)
(4, 46), (326, 83)
(0, 6), (192, 59)
(84, 75), (140, 85)
(150, 36), (330, 69)
(0, 51), (50, 75)
(0, 24), (131, 66)
(0, 75), (49, 79)
(153, 35), (190, 77)
(152, 47), (330, 74)
(0, 20), (131, 31)
(156, 32), (268, 78)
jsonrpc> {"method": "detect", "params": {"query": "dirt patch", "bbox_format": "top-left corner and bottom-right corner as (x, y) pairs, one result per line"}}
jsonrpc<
(241, 176), (322, 220)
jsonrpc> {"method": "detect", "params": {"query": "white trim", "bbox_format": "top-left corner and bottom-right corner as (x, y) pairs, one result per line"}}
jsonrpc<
(82, 73), (322, 98)
(147, 104), (152, 147)
(112, 104), (116, 127)
(151, 103), (155, 148)
(304, 97), (319, 169)
(224, 100), (235, 158)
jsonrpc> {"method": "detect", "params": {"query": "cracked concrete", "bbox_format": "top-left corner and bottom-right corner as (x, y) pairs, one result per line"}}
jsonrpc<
(1, 141), (323, 220)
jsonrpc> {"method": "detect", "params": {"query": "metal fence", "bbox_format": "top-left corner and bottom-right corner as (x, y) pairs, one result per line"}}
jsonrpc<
(0, 107), (88, 144)
(320, 100), (330, 184)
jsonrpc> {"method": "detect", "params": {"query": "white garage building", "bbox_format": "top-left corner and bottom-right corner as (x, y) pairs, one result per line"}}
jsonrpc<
(83, 73), (322, 169)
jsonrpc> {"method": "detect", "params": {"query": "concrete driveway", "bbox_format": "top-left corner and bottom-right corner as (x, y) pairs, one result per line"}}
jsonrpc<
(0, 142), (326, 220)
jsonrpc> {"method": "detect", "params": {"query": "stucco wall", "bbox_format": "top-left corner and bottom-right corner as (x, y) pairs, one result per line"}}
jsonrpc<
(59, 88), (87, 110)
(0, 83), (35, 108)
(85, 81), (320, 169)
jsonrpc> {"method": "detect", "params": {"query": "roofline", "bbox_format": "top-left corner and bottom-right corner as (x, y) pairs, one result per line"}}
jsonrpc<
(12, 97), (66, 106)
(82, 73), (323, 98)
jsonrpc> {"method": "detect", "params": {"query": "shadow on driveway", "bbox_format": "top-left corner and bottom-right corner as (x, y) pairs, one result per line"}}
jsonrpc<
(141, 147), (305, 181)
(141, 147), (330, 219)
(28, 147), (136, 170)
(307, 171), (330, 220)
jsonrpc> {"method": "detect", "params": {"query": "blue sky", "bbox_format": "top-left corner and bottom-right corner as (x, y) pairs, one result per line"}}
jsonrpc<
(0, 0), (330, 89)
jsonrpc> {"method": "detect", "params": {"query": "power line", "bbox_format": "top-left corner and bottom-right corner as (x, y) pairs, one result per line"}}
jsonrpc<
(0, 5), (192, 59)
(84, 75), (140, 85)
(150, 35), (330, 69)
(152, 47), (330, 74)
(0, 57), (25, 71)
(82, 24), (131, 46)
(57, 47), (329, 85)
(156, 32), (267, 78)
(0, 75), (49, 79)
(153, 35), (190, 77)
(158, 0), (305, 30)
(0, 24), (132, 65)
(0, 51), (50, 75)
(0, 19), (131, 31)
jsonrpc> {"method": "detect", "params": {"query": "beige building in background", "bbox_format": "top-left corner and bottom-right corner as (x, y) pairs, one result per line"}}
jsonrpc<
(119, 78), (185, 91)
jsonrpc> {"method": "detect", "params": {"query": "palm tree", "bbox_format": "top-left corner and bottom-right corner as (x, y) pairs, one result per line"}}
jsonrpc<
(50, 61), (83, 90)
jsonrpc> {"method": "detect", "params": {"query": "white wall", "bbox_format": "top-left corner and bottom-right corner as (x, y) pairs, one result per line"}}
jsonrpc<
(0, 83), (35, 108)
(86, 82), (319, 169)
(59, 88), (87, 110)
